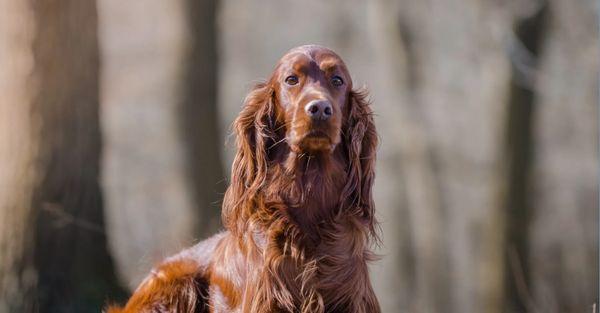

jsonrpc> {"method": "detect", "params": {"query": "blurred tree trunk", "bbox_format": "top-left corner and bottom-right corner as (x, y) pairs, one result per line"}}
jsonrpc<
(0, 0), (126, 312)
(502, 3), (547, 312)
(31, 1), (127, 311)
(528, 0), (598, 311)
(364, 2), (448, 311)
(367, 1), (518, 312)
(99, 0), (224, 290)
(0, 1), (39, 311)
(181, 0), (225, 240)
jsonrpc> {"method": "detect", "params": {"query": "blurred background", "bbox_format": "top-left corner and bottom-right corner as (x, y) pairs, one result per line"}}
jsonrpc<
(0, 0), (597, 312)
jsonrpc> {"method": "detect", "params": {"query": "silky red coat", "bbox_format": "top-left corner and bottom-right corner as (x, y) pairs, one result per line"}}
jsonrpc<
(108, 45), (380, 313)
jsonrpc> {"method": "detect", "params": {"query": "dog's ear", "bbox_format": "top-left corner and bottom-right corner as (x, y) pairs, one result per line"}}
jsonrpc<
(222, 83), (277, 234)
(341, 89), (378, 237)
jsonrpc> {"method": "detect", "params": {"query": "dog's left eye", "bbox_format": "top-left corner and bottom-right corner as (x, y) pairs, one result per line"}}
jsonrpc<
(331, 76), (344, 87)
(285, 75), (299, 85)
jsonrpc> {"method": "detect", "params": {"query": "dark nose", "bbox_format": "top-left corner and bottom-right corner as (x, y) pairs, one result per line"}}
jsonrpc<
(304, 100), (333, 121)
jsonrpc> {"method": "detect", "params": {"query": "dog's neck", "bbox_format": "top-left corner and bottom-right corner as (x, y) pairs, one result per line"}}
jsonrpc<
(262, 146), (348, 236)
(245, 146), (373, 312)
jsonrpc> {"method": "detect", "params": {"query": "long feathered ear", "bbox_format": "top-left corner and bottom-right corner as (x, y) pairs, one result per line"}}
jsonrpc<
(222, 83), (277, 234)
(341, 88), (378, 237)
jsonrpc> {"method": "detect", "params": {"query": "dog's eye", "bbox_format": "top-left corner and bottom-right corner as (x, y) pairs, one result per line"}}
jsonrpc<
(285, 75), (298, 86)
(331, 76), (344, 87)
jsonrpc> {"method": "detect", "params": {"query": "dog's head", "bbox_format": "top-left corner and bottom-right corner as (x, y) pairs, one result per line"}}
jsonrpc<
(223, 45), (377, 235)
(270, 45), (351, 154)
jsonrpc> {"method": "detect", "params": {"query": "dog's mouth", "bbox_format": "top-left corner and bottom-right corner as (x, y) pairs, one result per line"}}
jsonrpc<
(292, 130), (335, 153)
(304, 130), (330, 139)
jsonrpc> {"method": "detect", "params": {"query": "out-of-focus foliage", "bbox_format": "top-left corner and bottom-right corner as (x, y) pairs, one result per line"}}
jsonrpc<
(0, 0), (596, 312)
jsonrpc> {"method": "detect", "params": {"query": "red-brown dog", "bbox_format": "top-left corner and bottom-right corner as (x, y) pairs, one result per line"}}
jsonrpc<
(108, 45), (380, 313)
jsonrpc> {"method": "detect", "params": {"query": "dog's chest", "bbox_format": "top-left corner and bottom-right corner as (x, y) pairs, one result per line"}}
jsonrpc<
(290, 224), (367, 308)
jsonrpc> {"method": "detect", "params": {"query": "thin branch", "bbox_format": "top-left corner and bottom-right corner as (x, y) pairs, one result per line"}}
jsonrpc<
(42, 202), (105, 235)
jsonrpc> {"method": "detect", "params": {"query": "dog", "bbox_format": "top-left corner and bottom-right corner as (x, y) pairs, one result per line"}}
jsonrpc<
(107, 45), (380, 313)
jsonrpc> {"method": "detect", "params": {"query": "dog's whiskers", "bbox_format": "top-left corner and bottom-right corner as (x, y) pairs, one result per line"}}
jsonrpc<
(273, 122), (290, 132)
(268, 137), (287, 150)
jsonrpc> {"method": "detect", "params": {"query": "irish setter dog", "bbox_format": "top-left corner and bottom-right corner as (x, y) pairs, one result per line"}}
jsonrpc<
(107, 45), (380, 313)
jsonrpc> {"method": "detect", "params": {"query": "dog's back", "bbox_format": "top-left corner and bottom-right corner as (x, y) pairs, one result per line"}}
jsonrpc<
(107, 233), (225, 313)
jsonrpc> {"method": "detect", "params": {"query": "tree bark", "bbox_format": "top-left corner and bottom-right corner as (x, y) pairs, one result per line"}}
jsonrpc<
(30, 0), (127, 311)
(0, 1), (39, 311)
(0, 0), (127, 311)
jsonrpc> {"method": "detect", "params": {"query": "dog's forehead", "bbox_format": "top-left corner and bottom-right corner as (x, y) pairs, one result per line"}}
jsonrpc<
(280, 46), (347, 68)
(276, 46), (352, 85)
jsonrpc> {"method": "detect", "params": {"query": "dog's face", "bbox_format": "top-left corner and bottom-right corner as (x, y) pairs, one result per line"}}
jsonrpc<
(224, 45), (377, 235)
(271, 46), (352, 154)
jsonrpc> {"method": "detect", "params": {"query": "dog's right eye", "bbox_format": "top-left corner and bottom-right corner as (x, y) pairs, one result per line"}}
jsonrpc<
(285, 75), (298, 86)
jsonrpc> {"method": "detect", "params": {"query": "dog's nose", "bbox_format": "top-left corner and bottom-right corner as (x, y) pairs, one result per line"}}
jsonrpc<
(304, 100), (333, 121)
